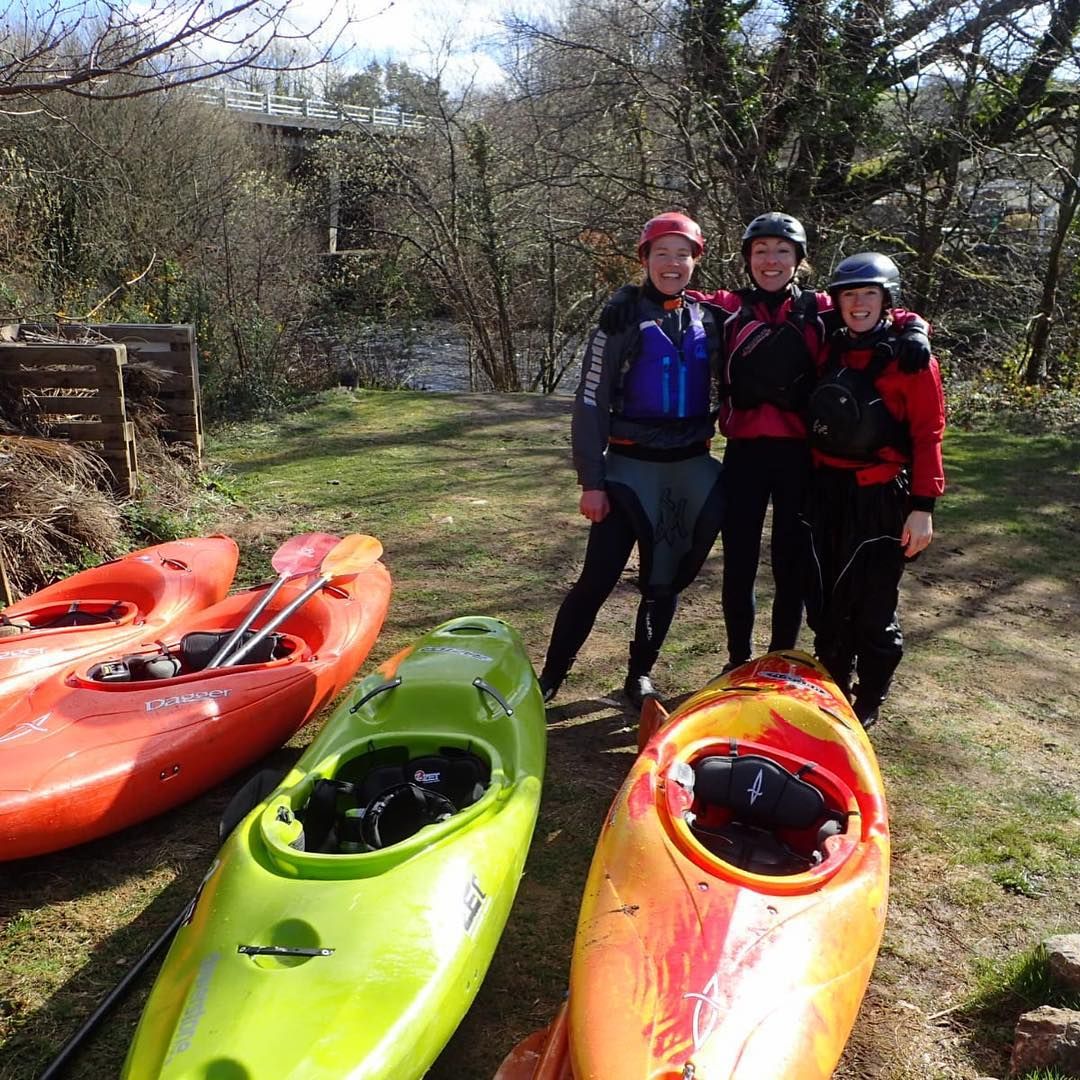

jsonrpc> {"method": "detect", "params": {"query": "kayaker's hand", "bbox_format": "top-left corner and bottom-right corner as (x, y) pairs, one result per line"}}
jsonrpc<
(579, 489), (610, 523)
(598, 285), (640, 336)
(896, 327), (932, 372)
(901, 510), (933, 557)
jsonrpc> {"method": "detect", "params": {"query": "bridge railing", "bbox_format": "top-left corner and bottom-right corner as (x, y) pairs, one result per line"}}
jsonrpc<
(198, 87), (427, 130)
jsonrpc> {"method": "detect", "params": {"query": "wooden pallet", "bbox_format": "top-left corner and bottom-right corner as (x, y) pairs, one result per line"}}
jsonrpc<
(22, 322), (202, 460)
(0, 343), (137, 496)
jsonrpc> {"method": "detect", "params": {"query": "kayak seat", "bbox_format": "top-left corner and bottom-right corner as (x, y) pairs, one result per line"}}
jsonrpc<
(11, 600), (137, 631)
(693, 750), (825, 830)
(179, 630), (287, 671)
(86, 631), (288, 683)
(691, 820), (815, 876)
(41, 602), (124, 627)
(688, 740), (846, 876)
(89, 650), (183, 682)
(298, 745), (492, 854)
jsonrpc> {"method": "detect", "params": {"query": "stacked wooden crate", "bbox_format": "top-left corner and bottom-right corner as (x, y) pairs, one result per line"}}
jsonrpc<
(75, 323), (202, 457)
(0, 342), (137, 496)
(0, 323), (202, 495)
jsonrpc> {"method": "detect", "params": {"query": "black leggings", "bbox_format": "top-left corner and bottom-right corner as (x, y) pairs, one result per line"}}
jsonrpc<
(541, 501), (678, 682)
(720, 437), (811, 663)
(803, 468), (908, 711)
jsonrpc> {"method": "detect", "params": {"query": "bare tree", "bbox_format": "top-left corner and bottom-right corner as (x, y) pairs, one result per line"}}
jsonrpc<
(0, 0), (356, 101)
(1020, 120), (1080, 383)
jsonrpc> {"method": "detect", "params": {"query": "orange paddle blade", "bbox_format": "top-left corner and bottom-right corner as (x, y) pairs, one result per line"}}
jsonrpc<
(271, 533), (341, 577)
(321, 533), (383, 578)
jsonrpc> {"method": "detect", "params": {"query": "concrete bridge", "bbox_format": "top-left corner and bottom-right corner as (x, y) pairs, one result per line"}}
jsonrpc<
(198, 87), (427, 252)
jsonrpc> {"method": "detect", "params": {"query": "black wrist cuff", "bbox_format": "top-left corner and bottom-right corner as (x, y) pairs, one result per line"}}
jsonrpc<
(909, 495), (936, 513)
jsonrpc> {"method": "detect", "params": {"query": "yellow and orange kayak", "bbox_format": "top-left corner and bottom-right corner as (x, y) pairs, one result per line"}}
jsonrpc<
(497, 651), (890, 1080)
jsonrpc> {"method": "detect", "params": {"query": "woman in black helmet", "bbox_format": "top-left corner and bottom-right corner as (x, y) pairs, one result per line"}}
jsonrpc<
(803, 252), (945, 728)
(600, 212), (931, 676)
(711, 211), (824, 671)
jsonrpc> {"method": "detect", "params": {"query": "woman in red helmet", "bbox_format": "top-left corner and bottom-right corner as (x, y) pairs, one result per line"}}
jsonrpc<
(537, 211), (725, 708)
(803, 252), (946, 728)
(600, 212), (931, 675)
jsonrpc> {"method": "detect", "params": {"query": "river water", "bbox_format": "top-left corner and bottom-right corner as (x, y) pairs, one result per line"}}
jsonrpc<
(337, 320), (581, 396)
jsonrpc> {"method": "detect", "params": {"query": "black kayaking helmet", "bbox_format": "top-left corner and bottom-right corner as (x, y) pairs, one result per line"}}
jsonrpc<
(741, 212), (807, 261)
(827, 252), (901, 308)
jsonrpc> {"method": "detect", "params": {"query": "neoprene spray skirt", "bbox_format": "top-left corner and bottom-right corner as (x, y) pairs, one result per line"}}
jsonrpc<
(604, 445), (724, 595)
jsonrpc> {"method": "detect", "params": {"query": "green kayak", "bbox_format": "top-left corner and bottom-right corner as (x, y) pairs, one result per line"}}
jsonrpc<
(122, 616), (546, 1079)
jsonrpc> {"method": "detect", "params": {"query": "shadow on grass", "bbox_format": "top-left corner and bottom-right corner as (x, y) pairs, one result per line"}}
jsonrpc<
(943, 946), (1080, 1079)
(0, 747), (301, 1080)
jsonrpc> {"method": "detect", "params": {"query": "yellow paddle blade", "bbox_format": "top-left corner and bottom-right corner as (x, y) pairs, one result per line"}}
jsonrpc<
(321, 533), (383, 578)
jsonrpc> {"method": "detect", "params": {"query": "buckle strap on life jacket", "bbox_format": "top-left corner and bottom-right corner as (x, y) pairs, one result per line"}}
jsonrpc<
(725, 289), (820, 411)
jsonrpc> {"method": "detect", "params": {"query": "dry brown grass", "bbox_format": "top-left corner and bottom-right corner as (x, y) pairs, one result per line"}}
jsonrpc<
(0, 434), (124, 596)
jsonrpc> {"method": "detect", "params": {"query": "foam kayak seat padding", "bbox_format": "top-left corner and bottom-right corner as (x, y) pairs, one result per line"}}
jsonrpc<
(299, 745), (491, 854)
(180, 629), (283, 670)
(693, 752), (825, 829)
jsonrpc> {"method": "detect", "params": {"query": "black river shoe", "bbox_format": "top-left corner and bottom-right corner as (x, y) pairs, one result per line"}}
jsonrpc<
(623, 673), (658, 709)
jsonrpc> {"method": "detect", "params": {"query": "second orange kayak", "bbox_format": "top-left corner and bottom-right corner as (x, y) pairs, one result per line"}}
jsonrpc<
(0, 536), (239, 705)
(0, 557), (391, 860)
(497, 651), (890, 1080)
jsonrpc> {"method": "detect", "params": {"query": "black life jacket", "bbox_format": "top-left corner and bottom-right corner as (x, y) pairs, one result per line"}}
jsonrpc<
(724, 288), (820, 412)
(807, 333), (911, 461)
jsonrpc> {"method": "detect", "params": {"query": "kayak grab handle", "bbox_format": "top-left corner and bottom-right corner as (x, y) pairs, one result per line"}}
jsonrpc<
(238, 945), (334, 957)
(474, 677), (513, 718)
(349, 676), (402, 714)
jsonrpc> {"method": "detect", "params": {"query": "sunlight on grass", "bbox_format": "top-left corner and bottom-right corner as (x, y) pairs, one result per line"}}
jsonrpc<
(970, 946), (1080, 1013)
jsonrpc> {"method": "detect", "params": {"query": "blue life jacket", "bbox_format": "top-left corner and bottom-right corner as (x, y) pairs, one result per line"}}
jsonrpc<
(619, 304), (711, 421)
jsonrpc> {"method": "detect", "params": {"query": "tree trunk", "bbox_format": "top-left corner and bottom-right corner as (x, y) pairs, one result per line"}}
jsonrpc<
(1022, 127), (1080, 385)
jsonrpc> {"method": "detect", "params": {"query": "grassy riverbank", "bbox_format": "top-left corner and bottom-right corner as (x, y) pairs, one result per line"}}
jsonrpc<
(1, 388), (1078, 1079)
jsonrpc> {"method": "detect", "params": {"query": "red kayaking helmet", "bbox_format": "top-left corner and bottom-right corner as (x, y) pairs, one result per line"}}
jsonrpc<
(637, 212), (705, 259)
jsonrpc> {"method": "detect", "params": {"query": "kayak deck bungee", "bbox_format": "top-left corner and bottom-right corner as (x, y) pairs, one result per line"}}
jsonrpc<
(496, 651), (890, 1080)
(0, 556), (391, 860)
(123, 616), (546, 1080)
(0, 536), (239, 707)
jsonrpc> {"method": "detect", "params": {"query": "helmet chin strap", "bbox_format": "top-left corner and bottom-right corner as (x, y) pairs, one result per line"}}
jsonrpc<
(845, 318), (889, 345)
(643, 276), (684, 308)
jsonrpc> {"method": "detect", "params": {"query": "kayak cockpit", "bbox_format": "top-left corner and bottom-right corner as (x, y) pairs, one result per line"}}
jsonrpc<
(0, 599), (139, 637)
(665, 736), (862, 891)
(258, 733), (507, 878)
(82, 629), (300, 684)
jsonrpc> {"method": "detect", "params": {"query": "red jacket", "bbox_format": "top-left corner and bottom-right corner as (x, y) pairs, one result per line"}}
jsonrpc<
(687, 286), (927, 443)
(811, 335), (946, 502)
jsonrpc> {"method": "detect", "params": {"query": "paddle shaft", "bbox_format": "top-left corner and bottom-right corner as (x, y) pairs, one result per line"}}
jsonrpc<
(37, 909), (186, 1080)
(221, 574), (329, 667)
(206, 575), (287, 668)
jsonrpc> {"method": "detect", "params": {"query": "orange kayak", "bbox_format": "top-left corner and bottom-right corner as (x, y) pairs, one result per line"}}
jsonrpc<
(496, 651), (890, 1080)
(0, 536), (239, 705)
(0, 557), (391, 860)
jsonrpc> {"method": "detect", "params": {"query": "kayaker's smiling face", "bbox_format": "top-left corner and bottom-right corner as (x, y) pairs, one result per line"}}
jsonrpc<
(643, 236), (697, 296)
(749, 237), (798, 292)
(838, 286), (885, 334)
